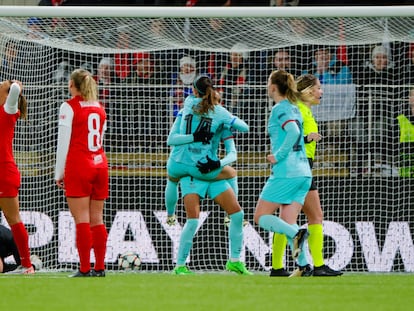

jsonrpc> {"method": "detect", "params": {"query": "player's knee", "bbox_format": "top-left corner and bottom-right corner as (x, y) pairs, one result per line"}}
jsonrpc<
(167, 175), (180, 183)
(221, 166), (237, 179)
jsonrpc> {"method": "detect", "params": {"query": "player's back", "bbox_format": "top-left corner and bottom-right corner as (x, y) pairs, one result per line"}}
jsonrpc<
(66, 96), (107, 168)
(0, 105), (18, 164)
(268, 99), (311, 178)
(175, 103), (236, 165)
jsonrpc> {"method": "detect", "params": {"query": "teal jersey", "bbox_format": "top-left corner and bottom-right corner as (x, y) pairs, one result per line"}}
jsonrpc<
(170, 100), (241, 166)
(183, 94), (201, 110)
(209, 127), (235, 164)
(268, 99), (311, 178)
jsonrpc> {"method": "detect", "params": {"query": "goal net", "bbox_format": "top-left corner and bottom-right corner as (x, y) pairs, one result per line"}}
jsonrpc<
(1, 6), (414, 273)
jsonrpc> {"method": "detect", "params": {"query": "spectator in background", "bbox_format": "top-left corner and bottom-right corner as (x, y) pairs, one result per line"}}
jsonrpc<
(169, 56), (198, 117)
(218, 43), (249, 113)
(0, 41), (20, 81)
(94, 57), (124, 152)
(53, 60), (73, 85)
(114, 27), (133, 82)
(27, 17), (45, 40)
(356, 44), (397, 171)
(218, 43), (251, 150)
(52, 60), (73, 102)
(129, 52), (157, 85)
(129, 52), (167, 152)
(303, 46), (352, 85)
(399, 43), (414, 86)
(79, 62), (95, 77)
(358, 45), (395, 85)
(270, 48), (302, 78)
(396, 88), (414, 177)
(95, 57), (119, 104)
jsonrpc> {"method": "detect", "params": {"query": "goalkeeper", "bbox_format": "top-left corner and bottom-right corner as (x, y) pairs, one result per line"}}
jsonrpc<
(0, 224), (22, 273)
(271, 74), (343, 277)
(0, 224), (42, 273)
(165, 75), (248, 225)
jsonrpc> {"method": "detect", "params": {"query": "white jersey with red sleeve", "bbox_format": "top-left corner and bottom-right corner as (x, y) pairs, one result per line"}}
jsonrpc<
(55, 95), (107, 181)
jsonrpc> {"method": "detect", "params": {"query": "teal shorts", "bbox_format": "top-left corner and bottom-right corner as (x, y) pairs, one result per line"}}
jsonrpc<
(166, 158), (222, 181)
(180, 176), (231, 200)
(259, 176), (311, 205)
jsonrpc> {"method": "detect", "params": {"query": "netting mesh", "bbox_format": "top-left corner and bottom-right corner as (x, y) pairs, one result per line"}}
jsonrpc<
(2, 16), (414, 51)
(1, 9), (414, 272)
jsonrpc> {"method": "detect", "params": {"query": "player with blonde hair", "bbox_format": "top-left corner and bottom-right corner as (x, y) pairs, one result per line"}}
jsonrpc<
(271, 74), (343, 277)
(254, 70), (310, 266)
(55, 69), (109, 277)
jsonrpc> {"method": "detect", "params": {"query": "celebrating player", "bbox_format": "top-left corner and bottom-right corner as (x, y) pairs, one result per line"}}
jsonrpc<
(172, 176), (252, 276)
(55, 69), (109, 277)
(0, 80), (35, 274)
(270, 74), (343, 277)
(253, 70), (310, 266)
(165, 76), (248, 224)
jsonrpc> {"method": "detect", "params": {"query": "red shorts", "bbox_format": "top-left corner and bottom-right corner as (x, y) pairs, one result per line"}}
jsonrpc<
(0, 163), (20, 197)
(64, 166), (109, 199)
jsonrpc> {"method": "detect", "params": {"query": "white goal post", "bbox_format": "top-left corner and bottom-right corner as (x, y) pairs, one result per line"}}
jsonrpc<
(0, 6), (414, 273)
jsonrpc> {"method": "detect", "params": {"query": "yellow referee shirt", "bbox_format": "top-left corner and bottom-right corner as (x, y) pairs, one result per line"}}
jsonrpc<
(298, 100), (318, 160)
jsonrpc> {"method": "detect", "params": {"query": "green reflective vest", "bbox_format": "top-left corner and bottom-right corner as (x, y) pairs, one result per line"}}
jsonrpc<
(397, 114), (414, 177)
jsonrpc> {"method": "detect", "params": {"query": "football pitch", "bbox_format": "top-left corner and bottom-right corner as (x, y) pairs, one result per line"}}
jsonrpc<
(0, 272), (413, 311)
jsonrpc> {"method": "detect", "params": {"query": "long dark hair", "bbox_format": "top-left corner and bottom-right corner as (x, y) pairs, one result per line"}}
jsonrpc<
(192, 75), (216, 115)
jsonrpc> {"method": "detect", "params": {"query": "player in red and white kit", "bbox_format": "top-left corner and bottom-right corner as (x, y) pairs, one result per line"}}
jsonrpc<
(0, 80), (35, 274)
(55, 69), (109, 277)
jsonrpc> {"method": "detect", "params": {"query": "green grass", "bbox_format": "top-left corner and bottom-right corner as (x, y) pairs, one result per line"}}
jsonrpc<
(0, 272), (413, 311)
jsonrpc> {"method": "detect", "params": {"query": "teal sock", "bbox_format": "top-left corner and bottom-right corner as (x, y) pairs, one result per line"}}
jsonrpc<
(176, 218), (199, 266)
(258, 215), (297, 238)
(165, 180), (178, 216)
(287, 224), (309, 267)
(228, 211), (244, 260)
(297, 247), (309, 267)
(227, 177), (239, 198)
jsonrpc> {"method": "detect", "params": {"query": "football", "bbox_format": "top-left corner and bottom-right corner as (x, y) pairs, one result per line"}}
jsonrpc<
(118, 252), (141, 271)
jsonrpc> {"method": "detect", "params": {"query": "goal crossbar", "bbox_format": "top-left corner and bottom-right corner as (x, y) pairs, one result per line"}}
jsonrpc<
(1, 5), (414, 18)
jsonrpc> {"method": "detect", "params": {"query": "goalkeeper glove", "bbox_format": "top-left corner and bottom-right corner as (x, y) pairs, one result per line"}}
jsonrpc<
(196, 155), (221, 174)
(193, 127), (213, 144)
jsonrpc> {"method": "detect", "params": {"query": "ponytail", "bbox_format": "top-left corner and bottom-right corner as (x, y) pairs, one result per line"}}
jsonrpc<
(18, 94), (27, 120)
(269, 70), (300, 104)
(192, 75), (216, 115)
(70, 69), (98, 101)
